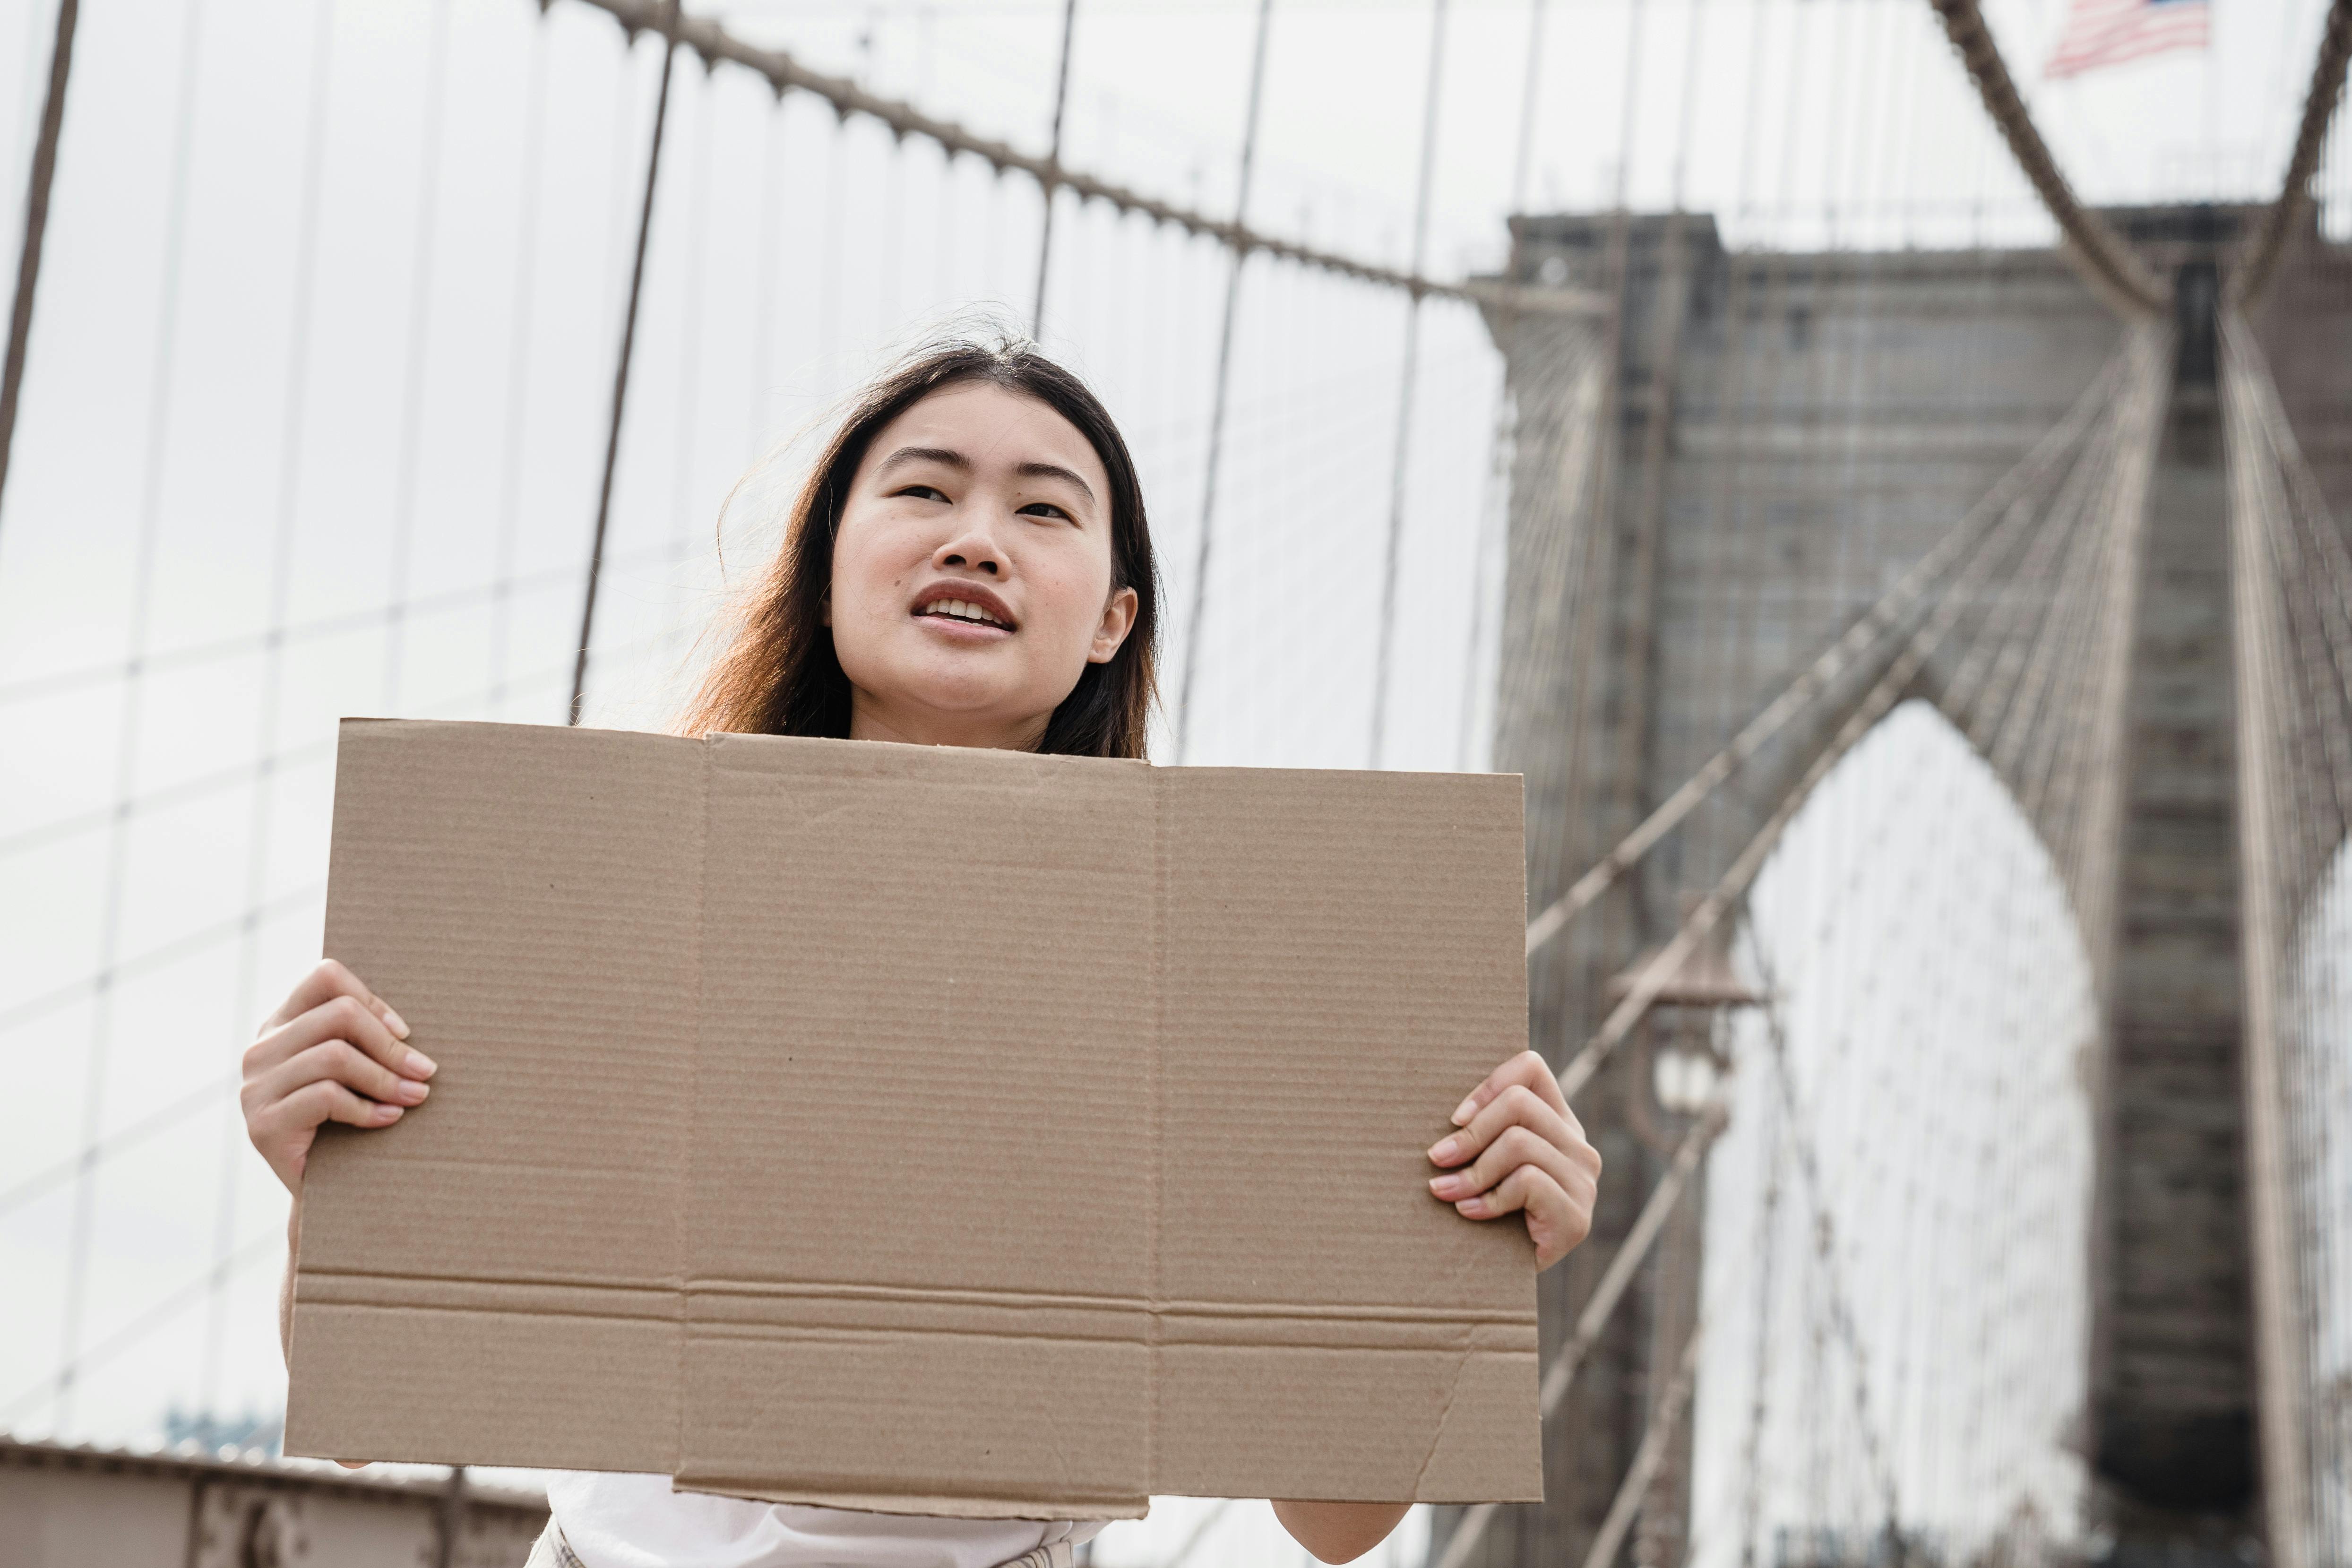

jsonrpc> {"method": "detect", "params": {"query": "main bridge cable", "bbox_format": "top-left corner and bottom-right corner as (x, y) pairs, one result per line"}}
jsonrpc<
(552, 0), (1604, 323)
(1920, 0), (2168, 319)
(1521, 350), (2130, 960)
(2233, 0), (2352, 307)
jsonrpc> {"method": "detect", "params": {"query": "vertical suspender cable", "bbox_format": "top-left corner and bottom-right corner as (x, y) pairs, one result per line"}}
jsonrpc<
(383, 0), (455, 714)
(1368, 0), (1449, 769)
(1453, 0), (1552, 771)
(0, 0), (78, 533)
(202, 0), (339, 1419)
(1172, 0), (1275, 763)
(571, 1), (681, 727)
(1032, 0), (1078, 338)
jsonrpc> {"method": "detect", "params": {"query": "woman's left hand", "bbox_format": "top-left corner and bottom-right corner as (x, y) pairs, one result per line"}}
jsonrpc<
(1427, 1050), (1602, 1269)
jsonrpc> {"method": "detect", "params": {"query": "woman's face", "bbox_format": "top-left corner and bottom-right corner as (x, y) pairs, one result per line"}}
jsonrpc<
(828, 381), (1137, 750)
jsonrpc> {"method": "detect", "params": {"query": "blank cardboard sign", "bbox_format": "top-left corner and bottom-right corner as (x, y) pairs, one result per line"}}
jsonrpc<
(287, 719), (1539, 1519)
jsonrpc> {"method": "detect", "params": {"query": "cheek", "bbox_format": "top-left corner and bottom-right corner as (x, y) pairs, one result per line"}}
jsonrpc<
(1025, 545), (1116, 651)
(829, 523), (920, 631)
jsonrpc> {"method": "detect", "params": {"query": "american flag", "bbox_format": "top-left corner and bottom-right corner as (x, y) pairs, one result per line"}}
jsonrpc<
(2044, 0), (2210, 77)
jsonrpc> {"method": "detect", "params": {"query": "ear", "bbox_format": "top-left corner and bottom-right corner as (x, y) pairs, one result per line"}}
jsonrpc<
(1087, 585), (1139, 665)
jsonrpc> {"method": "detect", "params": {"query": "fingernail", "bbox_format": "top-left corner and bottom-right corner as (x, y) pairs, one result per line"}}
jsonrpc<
(1456, 1196), (1484, 1216)
(404, 1049), (437, 1078)
(375, 1103), (405, 1122)
(381, 1006), (411, 1040)
(1428, 1137), (1461, 1163)
(1451, 1096), (1478, 1126)
(396, 1079), (430, 1104)
(1429, 1173), (1465, 1197)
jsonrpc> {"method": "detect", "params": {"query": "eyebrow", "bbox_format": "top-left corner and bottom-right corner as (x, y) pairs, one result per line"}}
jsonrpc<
(873, 445), (1097, 506)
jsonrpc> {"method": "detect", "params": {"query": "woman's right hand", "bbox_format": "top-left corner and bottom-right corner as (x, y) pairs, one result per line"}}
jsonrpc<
(243, 959), (435, 1196)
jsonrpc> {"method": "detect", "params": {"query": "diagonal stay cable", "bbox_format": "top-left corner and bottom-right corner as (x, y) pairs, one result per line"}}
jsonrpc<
(1430, 1101), (1726, 1568)
(1551, 411), (2086, 1101)
(1522, 351), (2126, 960)
(0, 882), (326, 1037)
(1576, 1325), (1706, 1568)
(0, 627), (682, 1037)
(0, 539), (681, 711)
(1, 1228), (280, 1425)
(0, 1070), (236, 1220)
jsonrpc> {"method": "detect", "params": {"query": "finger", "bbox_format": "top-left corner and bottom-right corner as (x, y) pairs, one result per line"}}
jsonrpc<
(259, 959), (408, 1042)
(1428, 1083), (1574, 1170)
(1427, 1125), (1582, 1207)
(1449, 1048), (1570, 1128)
(250, 1039), (431, 1116)
(246, 993), (433, 1084)
(1455, 1165), (1593, 1267)
(250, 1079), (405, 1146)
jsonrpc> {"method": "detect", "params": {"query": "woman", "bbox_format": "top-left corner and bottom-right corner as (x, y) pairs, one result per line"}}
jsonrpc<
(241, 337), (1603, 1568)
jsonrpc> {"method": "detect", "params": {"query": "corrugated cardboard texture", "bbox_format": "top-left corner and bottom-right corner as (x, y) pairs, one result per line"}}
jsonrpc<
(289, 720), (1539, 1518)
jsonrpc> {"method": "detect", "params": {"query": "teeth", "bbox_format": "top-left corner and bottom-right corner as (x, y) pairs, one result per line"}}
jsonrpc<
(928, 599), (1002, 626)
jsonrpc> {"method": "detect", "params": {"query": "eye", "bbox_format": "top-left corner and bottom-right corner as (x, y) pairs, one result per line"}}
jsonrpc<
(893, 483), (950, 502)
(1017, 501), (1073, 521)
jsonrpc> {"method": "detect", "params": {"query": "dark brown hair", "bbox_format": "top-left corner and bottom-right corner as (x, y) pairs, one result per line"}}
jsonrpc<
(679, 336), (1160, 758)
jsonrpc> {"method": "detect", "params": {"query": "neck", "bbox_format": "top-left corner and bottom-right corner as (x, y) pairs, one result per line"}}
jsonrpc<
(847, 692), (1050, 753)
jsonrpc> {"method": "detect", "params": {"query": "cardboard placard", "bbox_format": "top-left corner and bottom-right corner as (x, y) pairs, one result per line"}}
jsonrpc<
(287, 719), (1541, 1518)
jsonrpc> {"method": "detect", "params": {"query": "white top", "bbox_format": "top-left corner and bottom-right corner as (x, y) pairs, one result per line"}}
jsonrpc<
(546, 1472), (1107, 1568)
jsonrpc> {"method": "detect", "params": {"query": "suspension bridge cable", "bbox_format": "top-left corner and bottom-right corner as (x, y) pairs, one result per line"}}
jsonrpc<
(1, 1230), (281, 1427)
(2221, 306), (2327, 1568)
(200, 0), (342, 1419)
(747, 82), (784, 470)
(1522, 352), (2128, 958)
(52, 0), (209, 1437)
(1552, 388), (2145, 1102)
(384, 0), (455, 714)
(1452, 0), (1559, 774)
(1431, 1100), (1727, 1568)
(2233, 0), (2351, 306)
(492, 13), (553, 716)
(1579, 1326), (1706, 1568)
(1030, 0), (1077, 337)
(0, 1071), (238, 1221)
(1920, 0), (2167, 317)
(0, 539), (680, 710)
(572, 0), (682, 726)
(1171, 0), (1273, 763)
(0, 548), (689, 862)
(554, 0), (1604, 320)
(0, 0), (74, 532)
(1368, 0), (1448, 770)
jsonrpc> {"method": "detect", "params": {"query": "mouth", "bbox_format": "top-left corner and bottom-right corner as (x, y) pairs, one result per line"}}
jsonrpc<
(910, 583), (1017, 636)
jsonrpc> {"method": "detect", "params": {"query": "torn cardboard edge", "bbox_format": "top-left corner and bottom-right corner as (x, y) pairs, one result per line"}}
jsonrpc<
(288, 719), (1542, 1517)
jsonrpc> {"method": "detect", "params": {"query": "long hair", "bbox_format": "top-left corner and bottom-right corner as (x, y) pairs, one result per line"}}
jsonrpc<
(679, 337), (1160, 758)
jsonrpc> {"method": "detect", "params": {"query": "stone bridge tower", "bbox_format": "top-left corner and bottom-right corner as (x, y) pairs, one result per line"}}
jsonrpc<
(1437, 208), (2352, 1568)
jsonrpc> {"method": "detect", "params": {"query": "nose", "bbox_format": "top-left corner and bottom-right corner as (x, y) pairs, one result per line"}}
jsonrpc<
(932, 522), (1003, 578)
